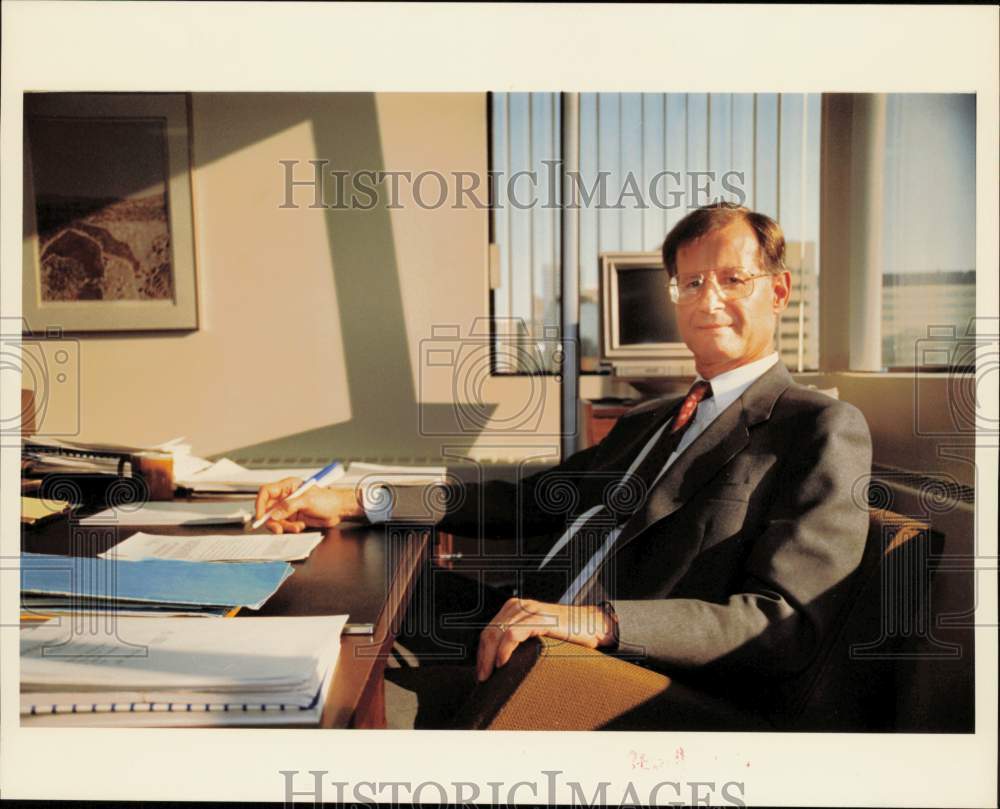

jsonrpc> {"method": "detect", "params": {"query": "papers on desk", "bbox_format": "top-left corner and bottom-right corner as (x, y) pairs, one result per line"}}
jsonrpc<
(22, 436), (172, 476)
(21, 615), (348, 726)
(79, 501), (252, 527)
(99, 531), (323, 563)
(338, 461), (447, 490)
(21, 553), (292, 610)
(25, 436), (156, 455)
(21, 595), (235, 618)
(171, 452), (446, 497)
(177, 457), (333, 494)
(21, 451), (119, 476)
(342, 461), (446, 484)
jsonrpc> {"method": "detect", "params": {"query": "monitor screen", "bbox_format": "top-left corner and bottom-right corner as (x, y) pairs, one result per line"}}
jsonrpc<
(599, 251), (695, 377)
(616, 266), (683, 345)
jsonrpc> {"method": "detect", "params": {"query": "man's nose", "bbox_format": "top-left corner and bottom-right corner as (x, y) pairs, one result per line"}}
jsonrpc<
(695, 278), (726, 311)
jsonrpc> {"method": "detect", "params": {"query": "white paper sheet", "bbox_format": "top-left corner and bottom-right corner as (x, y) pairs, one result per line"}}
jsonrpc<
(339, 461), (446, 487)
(98, 531), (323, 563)
(79, 501), (252, 527)
(177, 458), (336, 492)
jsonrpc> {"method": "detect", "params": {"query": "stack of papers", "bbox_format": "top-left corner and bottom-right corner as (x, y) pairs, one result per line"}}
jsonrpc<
(20, 615), (348, 726)
(79, 501), (253, 527)
(98, 531), (323, 563)
(338, 461), (446, 488)
(175, 457), (446, 495)
(176, 458), (331, 494)
(22, 437), (171, 476)
(20, 553), (293, 611)
(21, 596), (235, 618)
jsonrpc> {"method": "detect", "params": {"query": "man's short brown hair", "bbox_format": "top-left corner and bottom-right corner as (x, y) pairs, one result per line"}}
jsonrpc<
(661, 202), (786, 278)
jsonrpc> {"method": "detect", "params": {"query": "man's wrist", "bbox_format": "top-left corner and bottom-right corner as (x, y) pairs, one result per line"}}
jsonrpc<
(596, 600), (620, 648)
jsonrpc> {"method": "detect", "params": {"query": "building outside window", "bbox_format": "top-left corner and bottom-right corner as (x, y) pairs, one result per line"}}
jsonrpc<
(880, 94), (977, 370)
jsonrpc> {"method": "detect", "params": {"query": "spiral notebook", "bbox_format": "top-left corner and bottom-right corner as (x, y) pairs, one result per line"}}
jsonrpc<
(21, 615), (347, 726)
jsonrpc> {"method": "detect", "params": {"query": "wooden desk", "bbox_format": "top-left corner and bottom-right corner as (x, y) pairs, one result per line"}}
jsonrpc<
(21, 513), (430, 729)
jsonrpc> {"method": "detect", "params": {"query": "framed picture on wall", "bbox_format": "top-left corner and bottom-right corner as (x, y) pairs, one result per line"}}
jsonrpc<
(22, 93), (199, 333)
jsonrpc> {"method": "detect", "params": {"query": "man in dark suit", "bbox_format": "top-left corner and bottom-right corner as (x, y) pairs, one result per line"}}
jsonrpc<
(256, 203), (872, 723)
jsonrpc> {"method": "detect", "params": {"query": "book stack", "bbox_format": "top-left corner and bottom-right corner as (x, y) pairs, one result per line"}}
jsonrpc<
(21, 615), (348, 726)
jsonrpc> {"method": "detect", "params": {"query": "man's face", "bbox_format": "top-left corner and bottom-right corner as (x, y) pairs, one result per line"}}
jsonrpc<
(673, 221), (791, 379)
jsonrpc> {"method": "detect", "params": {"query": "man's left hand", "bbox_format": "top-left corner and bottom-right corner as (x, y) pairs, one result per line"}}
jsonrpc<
(476, 597), (617, 682)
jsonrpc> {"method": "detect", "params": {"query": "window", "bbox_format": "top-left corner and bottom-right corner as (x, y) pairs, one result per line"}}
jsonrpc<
(489, 93), (561, 373)
(881, 94), (976, 369)
(489, 92), (822, 373)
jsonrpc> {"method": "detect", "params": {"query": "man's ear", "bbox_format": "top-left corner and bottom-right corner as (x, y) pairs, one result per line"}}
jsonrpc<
(771, 270), (792, 313)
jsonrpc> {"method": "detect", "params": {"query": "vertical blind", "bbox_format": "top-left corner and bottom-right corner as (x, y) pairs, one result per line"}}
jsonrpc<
(491, 92), (822, 372)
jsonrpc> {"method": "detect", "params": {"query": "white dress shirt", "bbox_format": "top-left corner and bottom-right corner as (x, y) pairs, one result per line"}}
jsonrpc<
(551, 352), (780, 605)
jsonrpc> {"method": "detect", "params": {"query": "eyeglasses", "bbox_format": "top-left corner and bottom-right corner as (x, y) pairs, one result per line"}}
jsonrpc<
(668, 270), (774, 305)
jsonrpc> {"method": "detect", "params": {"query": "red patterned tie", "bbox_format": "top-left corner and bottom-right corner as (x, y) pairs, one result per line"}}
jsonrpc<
(670, 380), (712, 434)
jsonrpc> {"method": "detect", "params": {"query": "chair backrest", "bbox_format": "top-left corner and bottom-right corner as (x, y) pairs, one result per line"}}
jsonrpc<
(788, 508), (933, 730)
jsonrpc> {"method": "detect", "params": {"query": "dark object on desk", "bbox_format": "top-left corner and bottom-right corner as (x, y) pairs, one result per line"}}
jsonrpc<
(22, 439), (174, 501)
(453, 509), (969, 732)
(29, 472), (147, 513)
(588, 396), (638, 405)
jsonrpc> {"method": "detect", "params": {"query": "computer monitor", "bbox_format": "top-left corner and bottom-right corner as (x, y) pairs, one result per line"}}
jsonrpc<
(598, 251), (696, 378)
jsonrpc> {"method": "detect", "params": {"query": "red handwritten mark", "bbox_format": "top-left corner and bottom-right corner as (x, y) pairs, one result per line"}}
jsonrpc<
(675, 746), (685, 762)
(628, 750), (665, 770)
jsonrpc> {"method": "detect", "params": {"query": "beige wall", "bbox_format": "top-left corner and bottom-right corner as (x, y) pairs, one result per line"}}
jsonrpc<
(51, 92), (559, 465)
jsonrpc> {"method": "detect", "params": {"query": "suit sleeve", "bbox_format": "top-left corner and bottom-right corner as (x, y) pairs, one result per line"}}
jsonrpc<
(610, 400), (872, 679)
(373, 441), (604, 539)
(440, 437), (610, 539)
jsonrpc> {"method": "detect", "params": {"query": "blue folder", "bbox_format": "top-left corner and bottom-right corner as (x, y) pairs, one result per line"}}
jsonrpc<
(20, 553), (293, 610)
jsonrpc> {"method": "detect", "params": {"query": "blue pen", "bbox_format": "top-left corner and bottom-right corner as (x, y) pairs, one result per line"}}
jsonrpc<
(250, 461), (343, 530)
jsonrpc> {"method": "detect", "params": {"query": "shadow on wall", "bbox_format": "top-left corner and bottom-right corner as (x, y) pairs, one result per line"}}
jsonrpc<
(197, 93), (491, 465)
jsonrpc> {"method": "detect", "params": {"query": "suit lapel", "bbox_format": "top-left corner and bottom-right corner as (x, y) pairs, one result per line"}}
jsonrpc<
(610, 361), (794, 555)
(611, 402), (748, 553)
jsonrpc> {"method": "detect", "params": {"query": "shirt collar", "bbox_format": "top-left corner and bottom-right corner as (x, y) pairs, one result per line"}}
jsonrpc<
(695, 352), (779, 415)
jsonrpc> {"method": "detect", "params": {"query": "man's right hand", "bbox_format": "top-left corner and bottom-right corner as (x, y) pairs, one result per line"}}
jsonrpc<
(254, 477), (366, 534)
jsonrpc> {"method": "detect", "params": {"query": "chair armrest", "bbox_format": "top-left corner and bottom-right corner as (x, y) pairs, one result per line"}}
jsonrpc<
(453, 637), (770, 731)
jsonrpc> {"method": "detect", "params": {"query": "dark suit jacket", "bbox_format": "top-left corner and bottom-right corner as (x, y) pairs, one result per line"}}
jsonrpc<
(413, 362), (872, 711)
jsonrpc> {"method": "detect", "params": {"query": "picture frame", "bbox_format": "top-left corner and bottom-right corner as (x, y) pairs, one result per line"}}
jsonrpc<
(22, 93), (199, 333)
